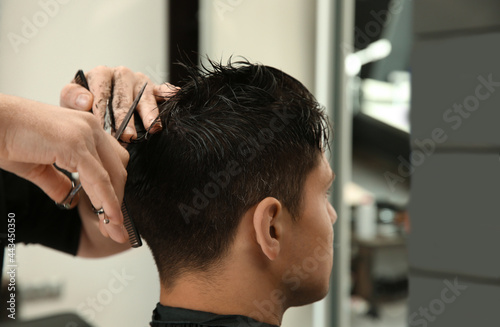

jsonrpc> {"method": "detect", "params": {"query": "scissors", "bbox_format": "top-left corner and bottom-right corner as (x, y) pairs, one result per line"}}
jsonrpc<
(57, 70), (147, 208)
(56, 70), (145, 248)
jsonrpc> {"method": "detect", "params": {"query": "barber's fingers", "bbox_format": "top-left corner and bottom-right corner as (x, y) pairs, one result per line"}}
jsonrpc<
(111, 67), (137, 141)
(106, 132), (130, 167)
(60, 83), (94, 111)
(98, 216), (110, 238)
(86, 66), (114, 128)
(111, 68), (165, 140)
(98, 212), (129, 243)
(29, 164), (80, 207)
(62, 67), (178, 140)
(76, 133), (129, 243)
(0, 161), (79, 207)
(79, 175), (128, 244)
(153, 83), (179, 102)
(97, 135), (130, 242)
(145, 83), (179, 133)
(134, 73), (162, 134)
(97, 133), (129, 241)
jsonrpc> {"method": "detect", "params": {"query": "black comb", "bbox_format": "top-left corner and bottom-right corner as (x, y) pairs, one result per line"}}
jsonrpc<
(74, 69), (143, 248)
(74, 70), (89, 90)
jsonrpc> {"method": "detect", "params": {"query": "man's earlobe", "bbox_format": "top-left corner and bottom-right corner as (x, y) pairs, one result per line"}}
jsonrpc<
(253, 197), (282, 261)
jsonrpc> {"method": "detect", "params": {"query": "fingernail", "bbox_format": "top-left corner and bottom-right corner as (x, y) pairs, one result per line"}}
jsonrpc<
(75, 94), (90, 109)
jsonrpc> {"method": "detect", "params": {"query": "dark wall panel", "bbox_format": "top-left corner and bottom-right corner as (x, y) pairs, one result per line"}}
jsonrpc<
(414, 0), (500, 35)
(410, 1), (500, 325)
(410, 153), (500, 279)
(411, 33), (500, 149)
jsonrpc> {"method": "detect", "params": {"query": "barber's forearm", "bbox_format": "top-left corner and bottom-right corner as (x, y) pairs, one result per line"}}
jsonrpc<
(0, 93), (31, 161)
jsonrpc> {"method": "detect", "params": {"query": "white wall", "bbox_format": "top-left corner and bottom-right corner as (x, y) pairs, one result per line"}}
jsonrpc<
(199, 1), (325, 326)
(200, 0), (317, 92)
(0, 1), (167, 326)
(0, 0), (168, 103)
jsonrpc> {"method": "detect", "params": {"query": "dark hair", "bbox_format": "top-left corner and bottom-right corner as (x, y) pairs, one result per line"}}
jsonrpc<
(125, 59), (330, 285)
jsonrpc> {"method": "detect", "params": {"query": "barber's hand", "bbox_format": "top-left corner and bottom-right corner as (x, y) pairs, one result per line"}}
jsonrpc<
(60, 66), (178, 141)
(0, 94), (130, 243)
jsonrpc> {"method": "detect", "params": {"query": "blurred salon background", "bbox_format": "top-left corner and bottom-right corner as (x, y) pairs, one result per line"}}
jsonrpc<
(0, 0), (406, 326)
(3, 0), (496, 327)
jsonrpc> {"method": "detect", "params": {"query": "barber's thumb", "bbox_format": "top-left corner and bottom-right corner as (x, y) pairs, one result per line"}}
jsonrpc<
(60, 84), (93, 111)
(75, 93), (92, 110)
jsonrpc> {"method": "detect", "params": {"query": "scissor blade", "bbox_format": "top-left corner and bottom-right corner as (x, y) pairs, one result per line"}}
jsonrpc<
(115, 82), (148, 140)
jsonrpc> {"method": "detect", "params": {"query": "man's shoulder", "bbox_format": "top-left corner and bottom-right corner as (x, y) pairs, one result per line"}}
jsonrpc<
(151, 303), (278, 327)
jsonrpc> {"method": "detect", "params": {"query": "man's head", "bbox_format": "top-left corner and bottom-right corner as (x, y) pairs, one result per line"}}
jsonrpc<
(125, 60), (336, 307)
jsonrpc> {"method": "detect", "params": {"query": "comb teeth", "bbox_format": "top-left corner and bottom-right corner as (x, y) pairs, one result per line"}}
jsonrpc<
(74, 69), (89, 90)
(122, 201), (142, 248)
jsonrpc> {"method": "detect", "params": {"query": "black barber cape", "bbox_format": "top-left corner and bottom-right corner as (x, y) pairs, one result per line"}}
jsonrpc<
(151, 304), (279, 327)
(0, 169), (81, 256)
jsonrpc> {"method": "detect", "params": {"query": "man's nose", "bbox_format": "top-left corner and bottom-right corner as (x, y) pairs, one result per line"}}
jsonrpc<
(329, 204), (338, 225)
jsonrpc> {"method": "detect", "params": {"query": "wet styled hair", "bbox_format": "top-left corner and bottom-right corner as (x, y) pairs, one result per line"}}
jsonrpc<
(125, 59), (330, 285)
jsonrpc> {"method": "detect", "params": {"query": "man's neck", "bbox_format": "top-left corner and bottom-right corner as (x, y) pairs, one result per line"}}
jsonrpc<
(159, 259), (286, 326)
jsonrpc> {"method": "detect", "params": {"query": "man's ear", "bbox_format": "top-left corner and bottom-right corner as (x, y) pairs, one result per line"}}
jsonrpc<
(253, 197), (283, 261)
